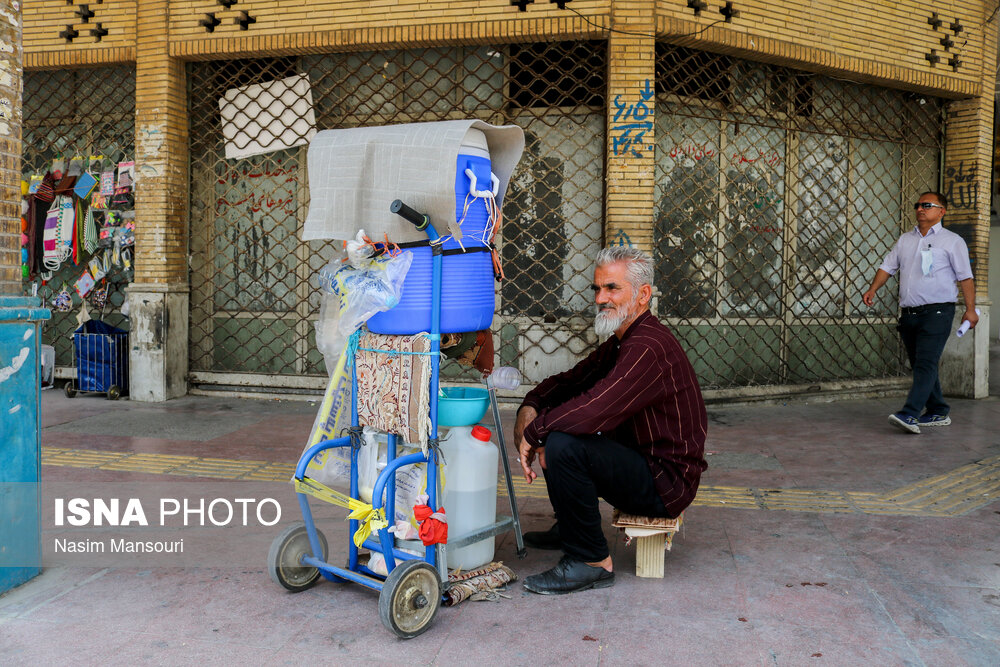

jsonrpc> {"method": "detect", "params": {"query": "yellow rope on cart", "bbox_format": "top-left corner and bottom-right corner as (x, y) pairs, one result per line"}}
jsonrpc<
(295, 477), (388, 548)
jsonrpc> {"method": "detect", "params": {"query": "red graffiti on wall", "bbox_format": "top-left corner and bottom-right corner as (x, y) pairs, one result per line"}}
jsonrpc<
(667, 143), (716, 160)
(216, 162), (297, 186)
(731, 150), (782, 167)
(216, 192), (296, 216)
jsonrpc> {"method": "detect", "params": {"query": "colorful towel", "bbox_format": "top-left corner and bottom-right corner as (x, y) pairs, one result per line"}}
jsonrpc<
(354, 331), (431, 450)
(41, 198), (72, 271)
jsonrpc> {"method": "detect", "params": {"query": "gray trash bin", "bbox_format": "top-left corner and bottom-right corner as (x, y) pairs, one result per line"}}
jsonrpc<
(0, 296), (50, 593)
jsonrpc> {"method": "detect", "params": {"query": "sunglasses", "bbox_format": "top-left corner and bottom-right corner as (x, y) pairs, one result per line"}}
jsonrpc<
(914, 202), (944, 210)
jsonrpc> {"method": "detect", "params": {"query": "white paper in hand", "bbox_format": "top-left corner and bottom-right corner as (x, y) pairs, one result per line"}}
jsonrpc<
(956, 308), (981, 337)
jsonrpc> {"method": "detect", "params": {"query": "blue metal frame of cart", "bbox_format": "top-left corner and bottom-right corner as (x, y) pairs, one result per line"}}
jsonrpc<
(293, 200), (449, 596)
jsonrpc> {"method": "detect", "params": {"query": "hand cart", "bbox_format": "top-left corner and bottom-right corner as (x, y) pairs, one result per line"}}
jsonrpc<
(269, 200), (525, 639)
(63, 319), (128, 400)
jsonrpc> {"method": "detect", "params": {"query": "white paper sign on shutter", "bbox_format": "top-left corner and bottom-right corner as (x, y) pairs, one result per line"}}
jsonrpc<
(219, 73), (317, 160)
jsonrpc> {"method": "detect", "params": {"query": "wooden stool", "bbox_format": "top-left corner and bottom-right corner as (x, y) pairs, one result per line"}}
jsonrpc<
(611, 510), (684, 579)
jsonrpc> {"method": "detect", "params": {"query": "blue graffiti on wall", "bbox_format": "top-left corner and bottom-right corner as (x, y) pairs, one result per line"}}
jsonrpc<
(611, 229), (633, 247)
(611, 80), (654, 158)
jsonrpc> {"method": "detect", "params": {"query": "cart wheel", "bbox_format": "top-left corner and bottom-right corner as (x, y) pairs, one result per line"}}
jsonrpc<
(106, 385), (121, 401)
(64, 383), (76, 398)
(268, 521), (328, 592)
(378, 560), (441, 639)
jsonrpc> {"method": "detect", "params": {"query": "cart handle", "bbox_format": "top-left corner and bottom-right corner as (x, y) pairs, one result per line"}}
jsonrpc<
(390, 199), (439, 242)
(371, 451), (428, 511)
(294, 435), (352, 480)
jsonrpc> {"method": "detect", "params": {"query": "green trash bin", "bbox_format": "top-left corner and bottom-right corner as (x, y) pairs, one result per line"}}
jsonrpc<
(0, 296), (50, 593)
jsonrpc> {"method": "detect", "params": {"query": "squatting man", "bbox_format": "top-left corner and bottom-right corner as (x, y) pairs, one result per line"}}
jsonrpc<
(513, 246), (708, 595)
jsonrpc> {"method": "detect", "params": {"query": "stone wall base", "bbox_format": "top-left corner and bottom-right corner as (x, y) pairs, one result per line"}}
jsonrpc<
(127, 284), (188, 402)
(940, 301), (990, 399)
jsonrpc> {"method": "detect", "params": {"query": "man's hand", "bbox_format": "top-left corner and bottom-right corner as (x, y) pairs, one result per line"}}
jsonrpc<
(513, 405), (538, 451)
(957, 279), (978, 331)
(862, 270), (891, 307)
(514, 405), (545, 482)
(518, 437), (538, 483)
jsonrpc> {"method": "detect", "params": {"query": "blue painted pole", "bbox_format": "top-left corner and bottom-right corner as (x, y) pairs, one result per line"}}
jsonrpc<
(0, 297), (51, 594)
(426, 236), (443, 569)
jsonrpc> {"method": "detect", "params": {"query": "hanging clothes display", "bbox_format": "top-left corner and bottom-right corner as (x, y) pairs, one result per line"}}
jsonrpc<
(22, 155), (137, 322)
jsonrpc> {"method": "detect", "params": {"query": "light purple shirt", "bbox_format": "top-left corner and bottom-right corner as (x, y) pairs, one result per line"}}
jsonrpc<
(879, 222), (973, 308)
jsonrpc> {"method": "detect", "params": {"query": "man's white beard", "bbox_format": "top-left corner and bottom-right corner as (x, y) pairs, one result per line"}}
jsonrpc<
(594, 307), (626, 337)
(595, 291), (640, 337)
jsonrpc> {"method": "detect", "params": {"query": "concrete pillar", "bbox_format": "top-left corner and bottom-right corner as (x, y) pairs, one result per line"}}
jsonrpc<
(0, 0), (21, 294)
(130, 0), (189, 401)
(938, 8), (997, 399)
(604, 0), (656, 253)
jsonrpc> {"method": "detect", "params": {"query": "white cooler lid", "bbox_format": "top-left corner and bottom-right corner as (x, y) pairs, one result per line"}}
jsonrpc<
(459, 128), (490, 158)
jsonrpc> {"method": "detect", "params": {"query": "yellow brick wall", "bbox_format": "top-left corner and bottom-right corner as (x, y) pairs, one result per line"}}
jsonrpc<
(0, 4), (21, 293)
(167, 0), (608, 40)
(22, 0), (991, 94)
(19, 0), (989, 104)
(24, 0), (136, 67)
(657, 0), (985, 98)
(133, 0), (189, 285)
(606, 0), (656, 252)
(941, 12), (997, 299)
(167, 3), (608, 60)
(18, 0), (1000, 289)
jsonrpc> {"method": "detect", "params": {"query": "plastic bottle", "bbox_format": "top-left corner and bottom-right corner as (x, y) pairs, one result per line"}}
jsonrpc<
(488, 366), (521, 391)
(438, 425), (499, 570)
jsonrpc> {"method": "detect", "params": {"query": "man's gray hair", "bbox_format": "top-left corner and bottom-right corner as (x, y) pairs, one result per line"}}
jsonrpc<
(595, 246), (654, 291)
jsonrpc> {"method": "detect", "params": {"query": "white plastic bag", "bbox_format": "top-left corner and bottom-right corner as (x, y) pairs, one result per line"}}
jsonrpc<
(316, 242), (413, 370)
(314, 293), (347, 375)
(366, 546), (423, 576)
(314, 238), (411, 375)
(301, 344), (354, 487)
(357, 427), (383, 503)
(328, 254), (412, 337)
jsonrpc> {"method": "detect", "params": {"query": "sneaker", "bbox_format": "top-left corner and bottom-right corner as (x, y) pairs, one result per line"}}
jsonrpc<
(888, 412), (921, 434)
(918, 414), (951, 427)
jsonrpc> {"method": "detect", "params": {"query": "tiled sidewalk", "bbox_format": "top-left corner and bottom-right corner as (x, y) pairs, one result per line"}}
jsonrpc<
(2, 385), (999, 665)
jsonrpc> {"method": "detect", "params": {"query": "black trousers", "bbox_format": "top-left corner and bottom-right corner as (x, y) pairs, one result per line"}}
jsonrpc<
(897, 303), (954, 419)
(542, 431), (670, 563)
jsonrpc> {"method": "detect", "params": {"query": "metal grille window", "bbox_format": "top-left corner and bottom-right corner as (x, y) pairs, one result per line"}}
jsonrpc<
(21, 66), (136, 367)
(187, 42), (606, 385)
(654, 46), (943, 388)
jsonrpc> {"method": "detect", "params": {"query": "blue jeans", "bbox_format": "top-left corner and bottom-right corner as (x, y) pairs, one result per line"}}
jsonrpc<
(897, 304), (955, 418)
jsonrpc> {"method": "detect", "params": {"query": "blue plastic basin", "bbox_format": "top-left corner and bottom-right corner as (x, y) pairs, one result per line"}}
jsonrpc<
(437, 386), (489, 427)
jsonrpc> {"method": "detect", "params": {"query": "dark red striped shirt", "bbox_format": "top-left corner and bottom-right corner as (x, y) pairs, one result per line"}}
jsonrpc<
(521, 310), (708, 516)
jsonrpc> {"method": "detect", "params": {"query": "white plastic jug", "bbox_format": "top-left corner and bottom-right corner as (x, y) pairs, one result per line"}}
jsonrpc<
(439, 425), (499, 570)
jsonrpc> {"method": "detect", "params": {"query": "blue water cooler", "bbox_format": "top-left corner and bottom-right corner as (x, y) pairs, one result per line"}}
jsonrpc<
(0, 296), (50, 593)
(367, 128), (497, 335)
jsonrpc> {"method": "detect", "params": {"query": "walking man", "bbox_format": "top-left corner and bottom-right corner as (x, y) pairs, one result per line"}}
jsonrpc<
(862, 192), (978, 434)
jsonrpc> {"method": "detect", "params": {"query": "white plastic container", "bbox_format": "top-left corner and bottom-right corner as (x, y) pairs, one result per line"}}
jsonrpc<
(40, 344), (55, 389)
(439, 425), (499, 570)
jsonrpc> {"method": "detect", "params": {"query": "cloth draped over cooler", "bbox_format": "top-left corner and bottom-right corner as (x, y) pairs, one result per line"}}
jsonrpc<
(301, 120), (525, 243)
